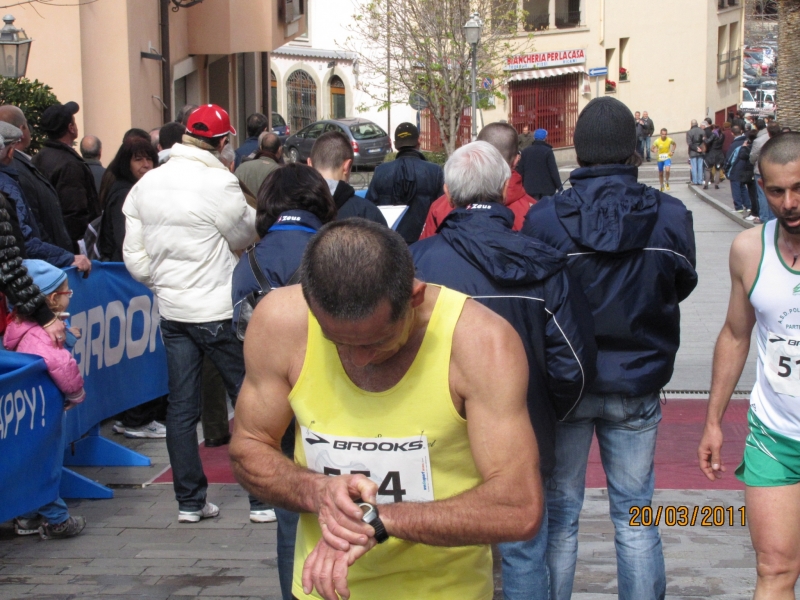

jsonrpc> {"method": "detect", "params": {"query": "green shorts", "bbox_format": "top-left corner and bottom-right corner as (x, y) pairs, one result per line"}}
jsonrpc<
(736, 410), (800, 487)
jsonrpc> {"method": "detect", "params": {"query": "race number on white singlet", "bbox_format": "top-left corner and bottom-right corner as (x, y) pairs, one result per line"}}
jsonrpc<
(765, 331), (800, 397)
(301, 426), (434, 504)
(658, 153), (670, 162)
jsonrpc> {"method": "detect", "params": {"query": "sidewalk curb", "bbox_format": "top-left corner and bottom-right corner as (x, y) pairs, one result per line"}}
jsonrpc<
(688, 185), (754, 230)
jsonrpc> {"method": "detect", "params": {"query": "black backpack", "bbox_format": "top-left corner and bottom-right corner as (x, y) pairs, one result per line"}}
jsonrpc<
(236, 249), (300, 341)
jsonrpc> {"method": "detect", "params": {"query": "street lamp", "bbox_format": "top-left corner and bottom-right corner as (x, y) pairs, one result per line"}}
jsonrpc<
(463, 12), (482, 141)
(0, 15), (32, 79)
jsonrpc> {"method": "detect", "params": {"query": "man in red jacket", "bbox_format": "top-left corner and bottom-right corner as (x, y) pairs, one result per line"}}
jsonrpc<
(419, 122), (534, 239)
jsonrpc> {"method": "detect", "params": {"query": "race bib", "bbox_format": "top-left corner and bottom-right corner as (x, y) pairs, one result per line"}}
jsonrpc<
(659, 153), (670, 162)
(765, 331), (800, 396)
(301, 426), (434, 503)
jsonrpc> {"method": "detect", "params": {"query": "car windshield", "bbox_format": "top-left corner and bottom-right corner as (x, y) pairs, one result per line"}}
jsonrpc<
(272, 114), (286, 127)
(350, 123), (387, 140)
(743, 89), (755, 103)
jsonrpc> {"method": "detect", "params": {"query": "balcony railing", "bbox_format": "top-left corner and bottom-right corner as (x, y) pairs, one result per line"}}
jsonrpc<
(555, 10), (581, 28)
(718, 0), (738, 8)
(524, 12), (550, 31)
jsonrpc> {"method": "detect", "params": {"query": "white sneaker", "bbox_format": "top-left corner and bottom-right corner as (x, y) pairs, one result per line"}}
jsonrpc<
(178, 502), (220, 523)
(745, 214), (756, 221)
(123, 420), (167, 439)
(250, 509), (277, 523)
(112, 421), (125, 434)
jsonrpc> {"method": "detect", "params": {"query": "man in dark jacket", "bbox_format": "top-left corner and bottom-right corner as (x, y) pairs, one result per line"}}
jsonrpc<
(0, 122), (90, 274)
(641, 111), (655, 161)
(686, 119), (706, 185)
(523, 97), (698, 600)
(725, 127), (756, 218)
(411, 140), (596, 600)
(366, 122), (443, 243)
(31, 102), (100, 253)
(234, 113), (269, 168)
(309, 131), (386, 226)
(79, 135), (105, 193)
(517, 129), (563, 200)
(0, 105), (74, 254)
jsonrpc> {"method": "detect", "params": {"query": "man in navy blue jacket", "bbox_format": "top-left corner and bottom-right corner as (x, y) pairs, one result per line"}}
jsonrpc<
(411, 134), (597, 600)
(366, 122), (443, 243)
(522, 97), (697, 600)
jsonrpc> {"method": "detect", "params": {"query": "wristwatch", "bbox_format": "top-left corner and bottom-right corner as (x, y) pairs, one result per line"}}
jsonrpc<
(358, 502), (389, 543)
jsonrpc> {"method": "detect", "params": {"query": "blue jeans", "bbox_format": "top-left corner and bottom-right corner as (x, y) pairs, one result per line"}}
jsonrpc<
(22, 497), (69, 525)
(499, 502), (550, 600)
(160, 319), (245, 511)
(546, 392), (665, 600)
(755, 175), (775, 221)
(690, 157), (704, 184)
(277, 507), (300, 600)
(730, 181), (753, 211)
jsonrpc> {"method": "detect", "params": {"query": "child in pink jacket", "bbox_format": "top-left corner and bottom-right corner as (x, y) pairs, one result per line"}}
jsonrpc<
(4, 260), (85, 404)
(5, 259), (86, 539)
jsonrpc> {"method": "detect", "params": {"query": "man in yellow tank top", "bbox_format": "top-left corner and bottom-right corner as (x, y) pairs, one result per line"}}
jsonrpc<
(231, 219), (543, 600)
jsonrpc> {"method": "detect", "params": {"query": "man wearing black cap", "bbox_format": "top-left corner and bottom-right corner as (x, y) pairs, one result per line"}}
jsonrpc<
(522, 97), (698, 600)
(32, 102), (100, 253)
(365, 122), (443, 243)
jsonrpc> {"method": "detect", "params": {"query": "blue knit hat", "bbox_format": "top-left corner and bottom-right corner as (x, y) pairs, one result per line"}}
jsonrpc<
(534, 128), (547, 140)
(23, 259), (67, 295)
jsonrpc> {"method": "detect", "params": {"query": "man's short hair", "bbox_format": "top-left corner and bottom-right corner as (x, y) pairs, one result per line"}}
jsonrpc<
(175, 104), (198, 126)
(767, 124), (782, 138)
(691, 119), (698, 127)
(758, 131), (800, 177)
(661, 128), (668, 134)
(477, 122), (518, 166)
(310, 131), (354, 171)
(444, 141), (511, 207)
(246, 113), (269, 138)
(159, 122), (185, 150)
(301, 219), (414, 323)
(732, 125), (742, 135)
(756, 119), (766, 131)
(258, 131), (282, 154)
(79, 135), (101, 159)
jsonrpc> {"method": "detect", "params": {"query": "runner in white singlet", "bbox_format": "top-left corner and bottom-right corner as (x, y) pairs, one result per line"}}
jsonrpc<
(698, 132), (800, 598)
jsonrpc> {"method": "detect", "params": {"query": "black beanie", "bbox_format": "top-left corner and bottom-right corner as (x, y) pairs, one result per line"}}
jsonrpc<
(573, 97), (637, 165)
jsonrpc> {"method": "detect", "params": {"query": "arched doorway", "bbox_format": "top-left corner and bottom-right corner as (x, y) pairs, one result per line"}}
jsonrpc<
(329, 75), (346, 119)
(287, 69), (317, 132)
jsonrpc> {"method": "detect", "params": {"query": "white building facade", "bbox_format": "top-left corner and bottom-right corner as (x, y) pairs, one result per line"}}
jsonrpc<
(270, 0), (745, 149)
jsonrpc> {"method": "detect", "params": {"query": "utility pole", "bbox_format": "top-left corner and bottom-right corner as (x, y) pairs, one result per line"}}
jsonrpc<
(387, 0), (391, 137)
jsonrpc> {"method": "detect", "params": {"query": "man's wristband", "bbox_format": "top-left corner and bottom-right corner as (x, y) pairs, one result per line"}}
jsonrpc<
(358, 502), (389, 543)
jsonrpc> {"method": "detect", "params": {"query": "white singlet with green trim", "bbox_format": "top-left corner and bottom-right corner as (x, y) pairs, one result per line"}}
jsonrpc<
(749, 219), (800, 440)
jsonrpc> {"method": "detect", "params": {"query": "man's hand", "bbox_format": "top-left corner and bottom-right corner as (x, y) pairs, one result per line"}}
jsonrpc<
(315, 474), (378, 551)
(698, 423), (725, 480)
(43, 318), (67, 348)
(72, 255), (92, 274)
(302, 536), (376, 600)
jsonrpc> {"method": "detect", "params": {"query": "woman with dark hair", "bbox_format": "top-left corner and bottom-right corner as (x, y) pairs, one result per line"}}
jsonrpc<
(702, 124), (725, 190)
(230, 162), (336, 600)
(98, 137), (158, 262)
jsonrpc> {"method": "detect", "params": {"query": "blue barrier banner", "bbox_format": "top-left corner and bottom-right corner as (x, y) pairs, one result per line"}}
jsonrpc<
(0, 351), (65, 523)
(64, 262), (168, 443)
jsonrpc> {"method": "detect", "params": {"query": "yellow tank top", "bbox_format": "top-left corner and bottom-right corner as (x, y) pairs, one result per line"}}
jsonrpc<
(288, 286), (492, 600)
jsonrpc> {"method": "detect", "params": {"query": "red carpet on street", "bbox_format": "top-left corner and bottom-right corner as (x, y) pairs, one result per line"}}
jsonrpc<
(153, 400), (750, 490)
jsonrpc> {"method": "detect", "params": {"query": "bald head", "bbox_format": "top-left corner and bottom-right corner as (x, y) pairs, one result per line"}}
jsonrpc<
(80, 135), (102, 160)
(0, 105), (30, 151)
(477, 122), (519, 166)
(259, 131), (281, 154)
(691, 119), (698, 127)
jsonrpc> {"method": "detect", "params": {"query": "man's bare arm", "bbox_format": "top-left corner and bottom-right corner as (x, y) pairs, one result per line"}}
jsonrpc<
(229, 287), (376, 547)
(698, 228), (759, 479)
(379, 300), (543, 546)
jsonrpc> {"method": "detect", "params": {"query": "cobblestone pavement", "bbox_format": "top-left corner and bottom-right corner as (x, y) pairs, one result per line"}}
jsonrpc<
(0, 175), (777, 599)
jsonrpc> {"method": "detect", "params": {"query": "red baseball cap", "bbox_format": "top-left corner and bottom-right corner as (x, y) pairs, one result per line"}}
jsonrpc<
(186, 104), (237, 138)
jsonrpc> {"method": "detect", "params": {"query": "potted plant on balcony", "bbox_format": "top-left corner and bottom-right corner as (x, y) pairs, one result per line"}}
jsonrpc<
(605, 79), (617, 93)
(619, 67), (628, 81)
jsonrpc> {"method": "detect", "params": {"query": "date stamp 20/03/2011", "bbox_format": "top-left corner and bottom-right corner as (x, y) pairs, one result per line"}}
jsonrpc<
(629, 505), (746, 527)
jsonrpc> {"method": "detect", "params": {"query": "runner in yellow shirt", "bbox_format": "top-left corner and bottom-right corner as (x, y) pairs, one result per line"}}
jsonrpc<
(651, 128), (677, 192)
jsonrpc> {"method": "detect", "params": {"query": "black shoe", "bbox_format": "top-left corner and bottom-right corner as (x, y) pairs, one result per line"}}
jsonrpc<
(715, 184), (719, 189)
(646, 158), (651, 162)
(204, 434), (231, 448)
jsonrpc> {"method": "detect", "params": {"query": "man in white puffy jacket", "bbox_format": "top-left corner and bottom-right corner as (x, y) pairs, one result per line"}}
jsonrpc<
(123, 104), (256, 523)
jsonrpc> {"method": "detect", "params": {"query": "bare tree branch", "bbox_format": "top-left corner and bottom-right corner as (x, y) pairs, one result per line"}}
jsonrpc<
(0, 0), (99, 9)
(343, 0), (533, 155)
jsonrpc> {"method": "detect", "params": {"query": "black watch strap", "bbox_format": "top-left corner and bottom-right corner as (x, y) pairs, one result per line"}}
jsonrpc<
(371, 516), (389, 543)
